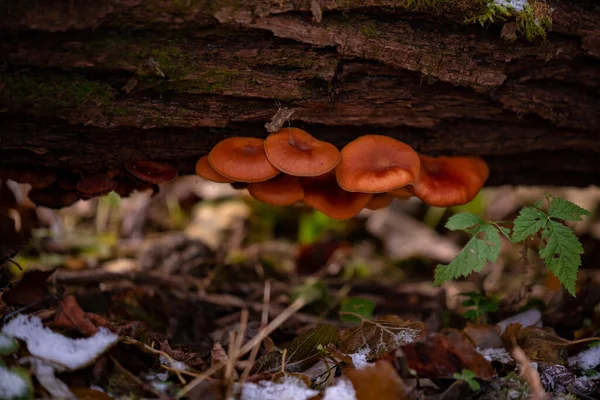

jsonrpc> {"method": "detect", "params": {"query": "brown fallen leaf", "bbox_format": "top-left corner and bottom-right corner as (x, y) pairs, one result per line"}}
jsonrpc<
(502, 323), (569, 365)
(69, 387), (114, 400)
(463, 323), (503, 349)
(53, 295), (98, 336)
(339, 315), (424, 361)
(159, 340), (204, 370)
(402, 331), (495, 379)
(345, 360), (407, 400)
(2, 269), (55, 306)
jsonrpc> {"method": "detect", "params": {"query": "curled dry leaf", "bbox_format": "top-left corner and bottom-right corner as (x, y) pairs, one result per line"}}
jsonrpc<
(402, 331), (495, 379)
(253, 325), (338, 374)
(502, 323), (569, 365)
(345, 360), (407, 400)
(338, 315), (424, 361)
(53, 295), (99, 336)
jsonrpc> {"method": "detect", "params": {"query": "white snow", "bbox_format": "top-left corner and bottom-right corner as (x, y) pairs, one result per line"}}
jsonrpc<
(492, 0), (528, 12)
(323, 378), (357, 400)
(349, 348), (372, 369)
(160, 354), (188, 371)
(0, 332), (17, 350)
(2, 314), (119, 370)
(240, 376), (318, 400)
(394, 328), (420, 346)
(478, 347), (514, 364)
(568, 344), (600, 371)
(0, 366), (30, 400)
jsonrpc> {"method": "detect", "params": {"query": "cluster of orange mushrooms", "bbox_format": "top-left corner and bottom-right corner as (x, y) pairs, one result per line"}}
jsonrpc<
(195, 128), (490, 220)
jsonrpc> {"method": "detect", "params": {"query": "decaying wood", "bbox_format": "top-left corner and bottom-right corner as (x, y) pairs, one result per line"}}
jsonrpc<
(1, 0), (599, 186)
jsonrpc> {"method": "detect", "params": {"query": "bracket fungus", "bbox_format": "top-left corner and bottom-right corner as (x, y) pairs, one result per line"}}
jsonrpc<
(336, 135), (420, 193)
(208, 137), (280, 183)
(248, 174), (304, 206)
(195, 155), (233, 183)
(411, 155), (490, 207)
(125, 160), (178, 184)
(264, 128), (340, 177)
(301, 172), (372, 220)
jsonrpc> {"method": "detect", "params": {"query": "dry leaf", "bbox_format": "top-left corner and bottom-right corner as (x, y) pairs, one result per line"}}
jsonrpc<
(2, 269), (55, 306)
(463, 323), (503, 349)
(402, 331), (495, 379)
(53, 295), (98, 336)
(345, 360), (407, 400)
(339, 315), (424, 360)
(254, 325), (337, 374)
(502, 323), (569, 365)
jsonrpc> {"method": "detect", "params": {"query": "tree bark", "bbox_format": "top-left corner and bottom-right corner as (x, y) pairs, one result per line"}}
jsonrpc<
(1, 0), (599, 186)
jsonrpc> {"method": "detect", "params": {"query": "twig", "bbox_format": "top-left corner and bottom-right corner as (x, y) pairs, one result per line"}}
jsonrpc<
(240, 280), (271, 382)
(512, 346), (547, 400)
(121, 337), (191, 384)
(176, 296), (307, 399)
(110, 355), (170, 400)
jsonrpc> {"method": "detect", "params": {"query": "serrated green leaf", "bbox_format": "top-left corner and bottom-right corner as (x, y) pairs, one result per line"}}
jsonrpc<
(511, 207), (549, 242)
(539, 221), (583, 296)
(434, 223), (501, 286)
(253, 325), (338, 373)
(340, 297), (375, 323)
(547, 198), (592, 222)
(445, 213), (484, 231)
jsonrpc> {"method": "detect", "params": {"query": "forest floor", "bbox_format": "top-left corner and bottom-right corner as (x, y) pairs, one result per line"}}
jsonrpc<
(1, 177), (600, 400)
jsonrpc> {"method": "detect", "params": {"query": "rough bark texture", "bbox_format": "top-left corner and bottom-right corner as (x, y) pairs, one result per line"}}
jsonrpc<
(1, 0), (599, 186)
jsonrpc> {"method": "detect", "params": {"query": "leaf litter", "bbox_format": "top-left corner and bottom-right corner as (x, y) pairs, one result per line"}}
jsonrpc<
(0, 181), (599, 399)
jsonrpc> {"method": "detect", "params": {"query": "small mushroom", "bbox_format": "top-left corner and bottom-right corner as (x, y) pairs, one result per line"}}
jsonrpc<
(76, 176), (118, 199)
(208, 137), (279, 182)
(412, 154), (489, 207)
(301, 172), (372, 220)
(4, 169), (57, 189)
(124, 160), (178, 184)
(195, 155), (233, 183)
(248, 174), (303, 206)
(365, 193), (394, 210)
(264, 128), (340, 177)
(336, 135), (420, 193)
(29, 185), (80, 209)
(388, 187), (413, 199)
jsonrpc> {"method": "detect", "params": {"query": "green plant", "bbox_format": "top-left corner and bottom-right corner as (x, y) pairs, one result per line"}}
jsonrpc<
(434, 194), (591, 296)
(459, 291), (498, 324)
(453, 369), (481, 391)
(340, 297), (375, 323)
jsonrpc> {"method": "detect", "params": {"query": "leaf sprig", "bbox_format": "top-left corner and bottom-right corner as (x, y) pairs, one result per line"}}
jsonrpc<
(434, 194), (591, 296)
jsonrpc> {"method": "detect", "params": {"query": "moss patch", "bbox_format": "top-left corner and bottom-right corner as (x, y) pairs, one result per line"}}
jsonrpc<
(0, 71), (116, 111)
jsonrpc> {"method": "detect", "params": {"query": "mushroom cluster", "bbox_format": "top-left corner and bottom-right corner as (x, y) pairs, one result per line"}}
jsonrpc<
(196, 128), (489, 220)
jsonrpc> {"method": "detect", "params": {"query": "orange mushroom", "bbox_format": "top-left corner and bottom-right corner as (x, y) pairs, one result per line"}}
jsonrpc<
(76, 176), (117, 199)
(248, 174), (303, 206)
(365, 193), (394, 210)
(336, 135), (420, 193)
(264, 128), (340, 177)
(125, 160), (177, 184)
(195, 155), (232, 183)
(412, 155), (489, 207)
(388, 187), (414, 199)
(301, 172), (372, 220)
(208, 137), (279, 183)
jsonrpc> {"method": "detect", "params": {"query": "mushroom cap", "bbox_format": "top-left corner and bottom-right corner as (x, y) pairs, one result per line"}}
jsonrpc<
(264, 128), (340, 177)
(230, 182), (249, 190)
(336, 135), (420, 193)
(29, 186), (80, 209)
(248, 174), (303, 206)
(301, 172), (372, 220)
(124, 160), (178, 184)
(208, 137), (280, 183)
(5, 169), (57, 189)
(412, 155), (489, 207)
(388, 187), (413, 199)
(365, 193), (394, 210)
(76, 176), (117, 198)
(195, 155), (232, 183)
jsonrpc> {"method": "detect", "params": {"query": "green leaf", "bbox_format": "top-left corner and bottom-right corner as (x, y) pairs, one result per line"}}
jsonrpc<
(445, 213), (484, 231)
(253, 325), (338, 373)
(511, 207), (549, 242)
(434, 223), (501, 286)
(547, 198), (592, 222)
(340, 297), (375, 323)
(290, 281), (330, 305)
(539, 221), (583, 296)
(0, 333), (19, 356)
(453, 369), (480, 391)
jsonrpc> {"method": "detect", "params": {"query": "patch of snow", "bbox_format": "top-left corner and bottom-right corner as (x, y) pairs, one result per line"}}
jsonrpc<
(2, 314), (118, 370)
(27, 358), (75, 399)
(240, 376), (318, 400)
(478, 347), (514, 364)
(394, 328), (420, 346)
(160, 354), (188, 371)
(568, 344), (600, 371)
(323, 378), (357, 400)
(349, 348), (372, 369)
(0, 332), (17, 350)
(0, 366), (30, 400)
(492, 0), (528, 12)
(497, 308), (542, 334)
